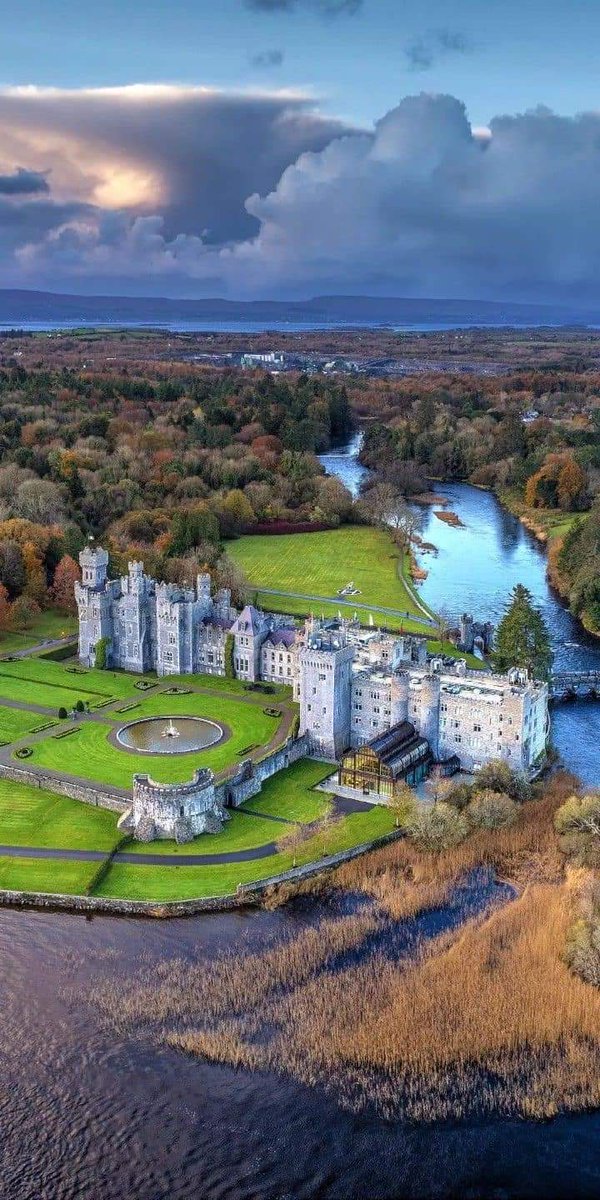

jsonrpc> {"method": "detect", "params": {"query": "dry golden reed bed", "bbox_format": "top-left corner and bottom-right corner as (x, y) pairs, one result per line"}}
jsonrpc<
(90, 771), (600, 1122)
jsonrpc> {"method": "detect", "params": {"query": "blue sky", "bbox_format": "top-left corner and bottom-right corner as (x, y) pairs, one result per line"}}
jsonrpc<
(1, 0), (598, 130)
(0, 0), (599, 299)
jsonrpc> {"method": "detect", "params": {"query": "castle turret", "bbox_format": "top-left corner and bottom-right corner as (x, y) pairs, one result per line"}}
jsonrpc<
(75, 542), (112, 666)
(79, 541), (108, 591)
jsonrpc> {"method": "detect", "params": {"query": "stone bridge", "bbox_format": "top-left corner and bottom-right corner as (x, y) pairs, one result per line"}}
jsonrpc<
(549, 670), (600, 701)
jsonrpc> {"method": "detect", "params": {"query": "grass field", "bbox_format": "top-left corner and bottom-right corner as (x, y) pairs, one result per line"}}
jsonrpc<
(0, 609), (77, 656)
(0, 857), (101, 895)
(0, 778), (121, 850)
(97, 800), (398, 900)
(229, 526), (432, 627)
(20, 700), (283, 788)
(0, 706), (56, 742)
(0, 758), (398, 901)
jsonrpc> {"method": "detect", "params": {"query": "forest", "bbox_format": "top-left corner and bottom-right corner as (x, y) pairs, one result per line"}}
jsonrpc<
(0, 325), (599, 634)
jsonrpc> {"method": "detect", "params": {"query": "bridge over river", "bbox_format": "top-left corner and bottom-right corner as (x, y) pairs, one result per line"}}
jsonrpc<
(549, 670), (600, 700)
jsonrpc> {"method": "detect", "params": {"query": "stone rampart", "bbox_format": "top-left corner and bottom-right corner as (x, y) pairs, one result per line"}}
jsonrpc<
(0, 762), (128, 813)
(216, 733), (309, 808)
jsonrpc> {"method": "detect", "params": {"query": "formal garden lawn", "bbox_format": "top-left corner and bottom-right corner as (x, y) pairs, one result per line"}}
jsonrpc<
(97, 802), (398, 900)
(0, 705), (57, 743)
(228, 526), (432, 625)
(19, 699), (283, 788)
(0, 856), (101, 895)
(0, 609), (77, 656)
(0, 778), (121, 850)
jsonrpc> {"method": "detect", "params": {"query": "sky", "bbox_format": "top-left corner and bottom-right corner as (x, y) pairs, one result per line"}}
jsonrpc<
(0, 0), (599, 301)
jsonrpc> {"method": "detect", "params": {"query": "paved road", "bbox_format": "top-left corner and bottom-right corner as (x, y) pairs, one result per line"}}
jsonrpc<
(257, 587), (435, 627)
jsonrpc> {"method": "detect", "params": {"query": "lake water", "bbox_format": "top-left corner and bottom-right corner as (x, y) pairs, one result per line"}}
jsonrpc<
(3, 438), (600, 1200)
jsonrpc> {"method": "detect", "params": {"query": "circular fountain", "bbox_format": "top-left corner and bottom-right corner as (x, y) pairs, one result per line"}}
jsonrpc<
(116, 716), (224, 755)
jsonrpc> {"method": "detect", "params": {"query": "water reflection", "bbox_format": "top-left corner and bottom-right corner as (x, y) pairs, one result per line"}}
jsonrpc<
(320, 444), (600, 787)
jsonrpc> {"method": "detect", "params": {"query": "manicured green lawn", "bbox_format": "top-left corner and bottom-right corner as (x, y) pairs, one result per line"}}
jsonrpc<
(0, 706), (56, 743)
(229, 526), (430, 622)
(243, 758), (332, 821)
(96, 803), (399, 901)
(0, 778), (121, 850)
(21, 700), (282, 787)
(0, 659), (139, 710)
(0, 856), (101, 895)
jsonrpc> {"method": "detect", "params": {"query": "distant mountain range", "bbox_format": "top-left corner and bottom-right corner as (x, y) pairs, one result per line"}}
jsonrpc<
(0, 289), (597, 327)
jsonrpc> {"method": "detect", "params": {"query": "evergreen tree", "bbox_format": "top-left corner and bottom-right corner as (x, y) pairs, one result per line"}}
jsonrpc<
(493, 583), (553, 680)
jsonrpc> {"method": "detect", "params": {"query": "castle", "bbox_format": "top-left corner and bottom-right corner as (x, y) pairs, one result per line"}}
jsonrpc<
(76, 544), (549, 799)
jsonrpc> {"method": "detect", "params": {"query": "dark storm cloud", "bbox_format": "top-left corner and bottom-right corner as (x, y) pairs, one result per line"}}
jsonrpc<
(0, 167), (49, 195)
(249, 48), (285, 67)
(6, 89), (600, 307)
(0, 86), (353, 245)
(245, 0), (362, 16)
(404, 29), (472, 71)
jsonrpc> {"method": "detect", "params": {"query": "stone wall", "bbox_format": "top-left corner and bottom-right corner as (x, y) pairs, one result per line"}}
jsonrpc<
(0, 762), (128, 813)
(215, 733), (309, 808)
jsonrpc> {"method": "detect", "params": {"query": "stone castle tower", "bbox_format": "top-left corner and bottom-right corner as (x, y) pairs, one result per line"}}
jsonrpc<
(299, 623), (354, 760)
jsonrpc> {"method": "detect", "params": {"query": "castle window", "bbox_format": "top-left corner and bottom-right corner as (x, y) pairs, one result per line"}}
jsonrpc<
(473, 723), (481, 732)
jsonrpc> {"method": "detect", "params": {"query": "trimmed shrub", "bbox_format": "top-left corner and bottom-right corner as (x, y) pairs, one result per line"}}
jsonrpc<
(75, 699), (85, 713)
(15, 746), (33, 759)
(58, 706), (68, 720)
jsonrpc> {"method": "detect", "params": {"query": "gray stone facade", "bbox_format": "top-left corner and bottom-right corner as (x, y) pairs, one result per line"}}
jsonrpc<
(299, 621), (549, 777)
(120, 768), (225, 842)
(76, 544), (295, 680)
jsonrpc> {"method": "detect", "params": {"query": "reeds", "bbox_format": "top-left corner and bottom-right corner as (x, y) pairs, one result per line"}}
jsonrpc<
(89, 770), (600, 1123)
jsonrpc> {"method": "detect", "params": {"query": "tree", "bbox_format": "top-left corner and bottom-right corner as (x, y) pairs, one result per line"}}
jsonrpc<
(388, 784), (413, 829)
(493, 583), (553, 680)
(22, 540), (48, 607)
(468, 789), (519, 830)
(51, 555), (81, 614)
(10, 595), (40, 631)
(555, 794), (600, 866)
(277, 822), (311, 869)
(0, 540), (25, 599)
(406, 802), (469, 852)
(0, 583), (11, 631)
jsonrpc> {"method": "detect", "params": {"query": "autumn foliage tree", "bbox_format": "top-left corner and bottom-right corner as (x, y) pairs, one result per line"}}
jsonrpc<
(51, 555), (81, 614)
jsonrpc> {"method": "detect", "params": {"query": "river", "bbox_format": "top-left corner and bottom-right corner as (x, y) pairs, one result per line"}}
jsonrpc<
(324, 433), (600, 788)
(2, 440), (600, 1200)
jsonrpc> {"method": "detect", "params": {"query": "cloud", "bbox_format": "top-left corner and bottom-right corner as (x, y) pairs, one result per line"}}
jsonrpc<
(0, 167), (49, 195)
(6, 89), (600, 306)
(245, 0), (362, 15)
(249, 49), (285, 68)
(0, 85), (351, 245)
(404, 29), (472, 72)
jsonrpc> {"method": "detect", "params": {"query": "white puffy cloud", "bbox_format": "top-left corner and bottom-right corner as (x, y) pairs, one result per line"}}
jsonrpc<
(5, 89), (600, 302)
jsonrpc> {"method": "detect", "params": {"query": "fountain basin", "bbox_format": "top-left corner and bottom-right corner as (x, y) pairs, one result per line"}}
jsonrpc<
(116, 716), (224, 755)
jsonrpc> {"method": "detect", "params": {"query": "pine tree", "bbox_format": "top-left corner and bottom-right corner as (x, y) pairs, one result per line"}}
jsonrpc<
(493, 583), (553, 680)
